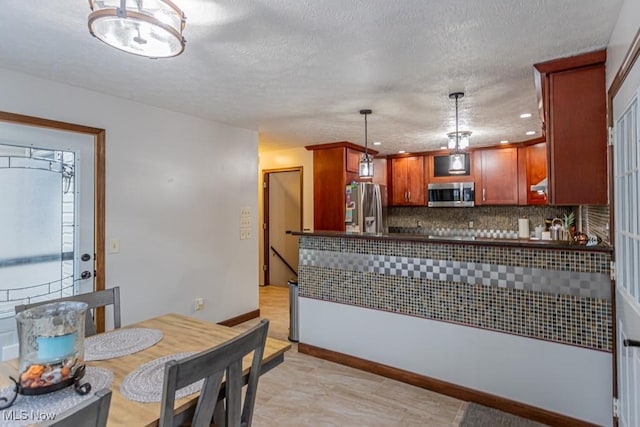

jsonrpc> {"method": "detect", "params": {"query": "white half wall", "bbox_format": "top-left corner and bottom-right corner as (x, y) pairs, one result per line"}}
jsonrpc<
(0, 67), (259, 326)
(300, 297), (613, 426)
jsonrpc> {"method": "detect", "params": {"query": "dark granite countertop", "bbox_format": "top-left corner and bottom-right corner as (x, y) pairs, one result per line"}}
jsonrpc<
(290, 230), (613, 252)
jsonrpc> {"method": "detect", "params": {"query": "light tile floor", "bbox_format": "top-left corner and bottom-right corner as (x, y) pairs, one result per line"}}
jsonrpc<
(235, 285), (466, 427)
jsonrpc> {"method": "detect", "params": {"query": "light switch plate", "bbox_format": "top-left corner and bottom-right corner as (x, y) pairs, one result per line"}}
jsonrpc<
(109, 239), (120, 254)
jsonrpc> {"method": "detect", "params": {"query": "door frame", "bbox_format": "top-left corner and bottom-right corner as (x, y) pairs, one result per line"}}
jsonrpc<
(0, 111), (107, 332)
(262, 167), (303, 287)
(607, 28), (640, 426)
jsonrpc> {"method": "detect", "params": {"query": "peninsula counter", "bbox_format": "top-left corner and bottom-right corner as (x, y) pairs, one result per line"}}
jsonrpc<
(292, 231), (613, 426)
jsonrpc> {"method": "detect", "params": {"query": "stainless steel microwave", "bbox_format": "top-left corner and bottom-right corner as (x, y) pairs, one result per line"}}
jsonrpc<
(427, 182), (475, 207)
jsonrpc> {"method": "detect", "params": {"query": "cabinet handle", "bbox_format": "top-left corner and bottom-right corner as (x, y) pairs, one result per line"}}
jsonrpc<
(407, 191), (411, 201)
(404, 191), (408, 202)
(482, 188), (486, 202)
(624, 339), (640, 347)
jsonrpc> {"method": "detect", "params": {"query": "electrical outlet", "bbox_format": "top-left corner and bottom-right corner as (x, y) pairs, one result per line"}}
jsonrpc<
(468, 221), (474, 229)
(245, 229), (252, 239)
(240, 229), (248, 240)
(194, 298), (205, 311)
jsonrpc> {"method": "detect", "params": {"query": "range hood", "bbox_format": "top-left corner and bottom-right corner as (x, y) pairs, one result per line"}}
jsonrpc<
(530, 178), (547, 193)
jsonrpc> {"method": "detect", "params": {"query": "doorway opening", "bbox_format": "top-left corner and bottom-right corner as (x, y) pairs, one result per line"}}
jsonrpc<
(262, 167), (302, 288)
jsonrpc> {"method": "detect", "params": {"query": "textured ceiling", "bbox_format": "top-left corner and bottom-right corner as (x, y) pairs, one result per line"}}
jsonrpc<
(0, 1), (624, 155)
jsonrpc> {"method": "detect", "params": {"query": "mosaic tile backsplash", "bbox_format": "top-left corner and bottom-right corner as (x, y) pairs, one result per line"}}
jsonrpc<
(388, 205), (576, 233)
(298, 235), (612, 351)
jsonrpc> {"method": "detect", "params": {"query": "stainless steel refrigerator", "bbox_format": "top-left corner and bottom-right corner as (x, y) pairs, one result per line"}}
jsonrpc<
(345, 182), (387, 233)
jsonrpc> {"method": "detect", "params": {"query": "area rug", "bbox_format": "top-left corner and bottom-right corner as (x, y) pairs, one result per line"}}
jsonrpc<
(459, 403), (549, 427)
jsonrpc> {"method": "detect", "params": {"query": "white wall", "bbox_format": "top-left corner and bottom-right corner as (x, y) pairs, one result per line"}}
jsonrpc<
(606, 0), (640, 90)
(257, 147), (313, 286)
(0, 67), (259, 326)
(301, 298), (613, 426)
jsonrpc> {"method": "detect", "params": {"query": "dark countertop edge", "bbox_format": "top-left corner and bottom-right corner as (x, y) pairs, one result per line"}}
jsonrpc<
(290, 230), (613, 253)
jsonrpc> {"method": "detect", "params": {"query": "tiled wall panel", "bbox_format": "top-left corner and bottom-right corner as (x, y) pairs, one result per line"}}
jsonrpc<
(298, 235), (612, 351)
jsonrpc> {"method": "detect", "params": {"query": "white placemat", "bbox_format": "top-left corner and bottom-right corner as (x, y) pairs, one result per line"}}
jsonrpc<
(85, 328), (163, 361)
(120, 352), (203, 403)
(0, 367), (113, 426)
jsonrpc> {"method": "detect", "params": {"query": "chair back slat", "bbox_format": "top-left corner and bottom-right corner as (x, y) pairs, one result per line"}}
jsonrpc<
(159, 319), (269, 427)
(14, 287), (121, 337)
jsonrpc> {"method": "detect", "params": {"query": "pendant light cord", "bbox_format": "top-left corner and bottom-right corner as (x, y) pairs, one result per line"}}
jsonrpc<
(364, 113), (369, 159)
(455, 94), (460, 154)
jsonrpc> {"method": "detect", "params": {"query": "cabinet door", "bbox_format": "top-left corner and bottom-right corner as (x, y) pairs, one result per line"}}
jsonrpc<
(390, 157), (425, 206)
(391, 158), (408, 205)
(406, 156), (425, 205)
(479, 148), (518, 205)
(548, 64), (607, 205)
(346, 148), (361, 174)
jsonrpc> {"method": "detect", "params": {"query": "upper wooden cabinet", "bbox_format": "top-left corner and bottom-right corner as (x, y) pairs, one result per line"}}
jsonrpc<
(475, 147), (518, 205)
(518, 142), (548, 205)
(389, 156), (425, 206)
(534, 50), (608, 205)
(306, 141), (380, 231)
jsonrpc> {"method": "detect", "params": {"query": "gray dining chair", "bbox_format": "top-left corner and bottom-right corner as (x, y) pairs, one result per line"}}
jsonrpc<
(159, 319), (270, 427)
(14, 287), (121, 337)
(41, 388), (112, 427)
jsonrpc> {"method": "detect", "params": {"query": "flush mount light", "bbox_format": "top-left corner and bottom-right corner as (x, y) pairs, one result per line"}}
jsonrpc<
(373, 142), (382, 146)
(526, 131), (536, 136)
(500, 140), (509, 144)
(448, 92), (468, 175)
(520, 113), (532, 118)
(398, 150), (406, 154)
(88, 0), (186, 59)
(358, 109), (374, 178)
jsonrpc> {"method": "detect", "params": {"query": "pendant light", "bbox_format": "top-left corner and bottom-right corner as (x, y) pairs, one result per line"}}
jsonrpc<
(448, 92), (468, 175)
(359, 109), (374, 178)
(88, 0), (186, 59)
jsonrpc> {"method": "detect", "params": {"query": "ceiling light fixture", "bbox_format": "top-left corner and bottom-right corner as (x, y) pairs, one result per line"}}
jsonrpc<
(520, 113), (532, 118)
(526, 130), (536, 135)
(88, 0), (186, 59)
(500, 140), (509, 144)
(359, 109), (374, 178)
(373, 142), (382, 146)
(448, 92), (468, 175)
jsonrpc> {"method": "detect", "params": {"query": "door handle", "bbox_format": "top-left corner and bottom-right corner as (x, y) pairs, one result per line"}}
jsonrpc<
(624, 339), (640, 347)
(81, 253), (91, 262)
(80, 270), (92, 279)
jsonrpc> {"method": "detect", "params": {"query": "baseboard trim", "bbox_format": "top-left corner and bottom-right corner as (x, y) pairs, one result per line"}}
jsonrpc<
(217, 309), (260, 327)
(298, 343), (600, 427)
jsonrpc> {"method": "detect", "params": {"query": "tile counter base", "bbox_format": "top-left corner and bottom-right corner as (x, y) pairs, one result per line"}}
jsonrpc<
(298, 235), (612, 352)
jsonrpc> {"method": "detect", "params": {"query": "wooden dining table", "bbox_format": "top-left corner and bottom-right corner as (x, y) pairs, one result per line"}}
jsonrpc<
(0, 313), (291, 426)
